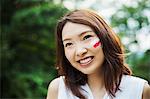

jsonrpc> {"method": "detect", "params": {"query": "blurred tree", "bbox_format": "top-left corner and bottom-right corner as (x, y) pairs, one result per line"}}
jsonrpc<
(128, 50), (150, 83)
(1, 0), (68, 98)
(110, 0), (150, 83)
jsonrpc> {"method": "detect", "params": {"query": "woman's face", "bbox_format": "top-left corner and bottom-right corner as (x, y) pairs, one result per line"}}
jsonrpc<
(62, 22), (104, 75)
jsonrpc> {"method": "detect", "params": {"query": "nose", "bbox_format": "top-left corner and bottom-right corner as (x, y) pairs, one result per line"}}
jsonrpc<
(76, 45), (88, 57)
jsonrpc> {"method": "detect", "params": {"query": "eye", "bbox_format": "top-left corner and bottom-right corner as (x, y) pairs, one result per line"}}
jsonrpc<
(65, 43), (73, 47)
(83, 35), (92, 40)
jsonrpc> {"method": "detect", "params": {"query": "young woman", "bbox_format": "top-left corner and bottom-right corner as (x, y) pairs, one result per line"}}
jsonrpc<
(47, 9), (150, 99)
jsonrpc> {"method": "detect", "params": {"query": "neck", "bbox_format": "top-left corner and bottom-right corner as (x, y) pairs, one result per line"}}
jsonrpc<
(87, 71), (105, 91)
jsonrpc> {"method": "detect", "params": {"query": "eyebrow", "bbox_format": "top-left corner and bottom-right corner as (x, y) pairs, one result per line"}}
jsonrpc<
(63, 30), (93, 42)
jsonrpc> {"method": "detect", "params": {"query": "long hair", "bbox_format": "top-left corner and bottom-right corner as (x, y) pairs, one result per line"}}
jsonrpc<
(55, 9), (132, 99)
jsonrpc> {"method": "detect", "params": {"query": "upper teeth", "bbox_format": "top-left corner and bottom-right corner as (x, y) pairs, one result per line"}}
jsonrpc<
(80, 57), (92, 64)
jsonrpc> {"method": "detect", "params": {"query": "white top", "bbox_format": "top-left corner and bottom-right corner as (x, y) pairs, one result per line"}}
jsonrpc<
(57, 75), (147, 99)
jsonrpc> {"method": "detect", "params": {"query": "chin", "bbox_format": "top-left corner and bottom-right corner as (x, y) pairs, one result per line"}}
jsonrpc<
(80, 69), (97, 75)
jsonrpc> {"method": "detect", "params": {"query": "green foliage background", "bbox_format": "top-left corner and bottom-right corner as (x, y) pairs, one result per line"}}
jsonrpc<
(1, 0), (68, 98)
(1, 0), (149, 98)
(110, 0), (150, 82)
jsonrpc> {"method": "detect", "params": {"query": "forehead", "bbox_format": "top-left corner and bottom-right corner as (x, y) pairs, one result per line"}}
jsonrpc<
(62, 22), (93, 39)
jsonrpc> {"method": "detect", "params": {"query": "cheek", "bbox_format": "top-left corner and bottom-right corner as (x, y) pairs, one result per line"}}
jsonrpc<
(93, 41), (101, 48)
(88, 38), (102, 49)
(65, 49), (74, 62)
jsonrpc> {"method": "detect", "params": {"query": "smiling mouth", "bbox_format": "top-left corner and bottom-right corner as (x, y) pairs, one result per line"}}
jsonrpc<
(77, 56), (94, 67)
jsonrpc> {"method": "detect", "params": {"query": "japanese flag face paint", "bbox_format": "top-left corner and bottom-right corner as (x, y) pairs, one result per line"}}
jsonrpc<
(93, 41), (101, 48)
(88, 38), (102, 48)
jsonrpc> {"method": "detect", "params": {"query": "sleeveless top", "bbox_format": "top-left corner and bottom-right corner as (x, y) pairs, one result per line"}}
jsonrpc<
(57, 75), (147, 99)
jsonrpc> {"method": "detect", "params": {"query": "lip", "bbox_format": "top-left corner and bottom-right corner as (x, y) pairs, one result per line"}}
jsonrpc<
(77, 56), (94, 67)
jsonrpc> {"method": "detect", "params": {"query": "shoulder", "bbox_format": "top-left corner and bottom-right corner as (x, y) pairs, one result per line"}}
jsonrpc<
(142, 83), (150, 99)
(121, 75), (148, 87)
(122, 75), (147, 84)
(118, 75), (149, 98)
(46, 77), (60, 99)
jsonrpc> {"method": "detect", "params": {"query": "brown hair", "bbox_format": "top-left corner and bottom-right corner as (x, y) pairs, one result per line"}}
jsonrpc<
(55, 9), (132, 99)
